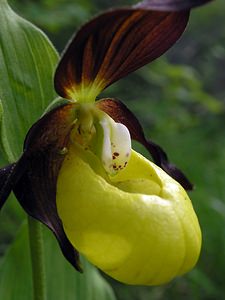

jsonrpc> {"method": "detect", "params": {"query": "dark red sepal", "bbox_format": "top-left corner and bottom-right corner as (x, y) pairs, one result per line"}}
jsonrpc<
(54, 7), (189, 99)
(96, 98), (193, 191)
(135, 0), (213, 11)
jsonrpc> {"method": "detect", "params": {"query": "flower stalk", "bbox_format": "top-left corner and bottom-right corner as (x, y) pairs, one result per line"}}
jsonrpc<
(28, 216), (47, 300)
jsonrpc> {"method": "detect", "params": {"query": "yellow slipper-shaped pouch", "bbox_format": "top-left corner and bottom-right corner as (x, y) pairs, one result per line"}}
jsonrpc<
(57, 144), (201, 286)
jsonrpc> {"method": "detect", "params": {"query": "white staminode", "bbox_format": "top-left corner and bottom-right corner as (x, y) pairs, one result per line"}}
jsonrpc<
(100, 115), (131, 175)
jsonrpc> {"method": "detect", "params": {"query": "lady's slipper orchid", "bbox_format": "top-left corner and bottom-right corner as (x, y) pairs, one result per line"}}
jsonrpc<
(0, 0), (211, 286)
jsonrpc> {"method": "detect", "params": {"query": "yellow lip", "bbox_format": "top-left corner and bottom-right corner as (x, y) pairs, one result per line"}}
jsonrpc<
(56, 145), (201, 286)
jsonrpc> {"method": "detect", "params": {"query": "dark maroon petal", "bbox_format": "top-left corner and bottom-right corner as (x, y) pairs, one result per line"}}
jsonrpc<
(96, 98), (193, 190)
(12, 103), (82, 271)
(0, 163), (19, 209)
(54, 8), (189, 99)
(135, 0), (213, 11)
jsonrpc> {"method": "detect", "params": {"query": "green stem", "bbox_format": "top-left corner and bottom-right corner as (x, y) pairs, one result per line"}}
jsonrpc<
(28, 216), (47, 300)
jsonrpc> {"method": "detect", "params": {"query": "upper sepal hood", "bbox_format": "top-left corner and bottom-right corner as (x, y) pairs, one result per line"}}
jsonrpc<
(54, 7), (189, 101)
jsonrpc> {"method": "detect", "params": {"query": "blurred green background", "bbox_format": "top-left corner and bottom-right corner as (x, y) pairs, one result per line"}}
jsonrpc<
(1, 0), (225, 299)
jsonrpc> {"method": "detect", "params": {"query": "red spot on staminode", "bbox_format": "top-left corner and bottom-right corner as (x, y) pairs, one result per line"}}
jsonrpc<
(113, 152), (119, 157)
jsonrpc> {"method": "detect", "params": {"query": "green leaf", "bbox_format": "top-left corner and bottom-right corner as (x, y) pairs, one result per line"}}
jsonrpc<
(0, 222), (116, 300)
(0, 100), (6, 165)
(0, 0), (59, 162)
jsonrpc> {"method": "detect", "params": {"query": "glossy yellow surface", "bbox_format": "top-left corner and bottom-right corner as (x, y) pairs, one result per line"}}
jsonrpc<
(56, 145), (201, 286)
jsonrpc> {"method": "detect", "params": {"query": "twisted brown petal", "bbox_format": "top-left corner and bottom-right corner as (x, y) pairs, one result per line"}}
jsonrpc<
(54, 7), (189, 100)
(0, 103), (82, 271)
(96, 98), (193, 191)
(135, 0), (214, 11)
(0, 163), (18, 209)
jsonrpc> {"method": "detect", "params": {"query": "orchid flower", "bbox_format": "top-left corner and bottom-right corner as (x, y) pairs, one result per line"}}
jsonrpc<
(0, 0), (211, 286)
